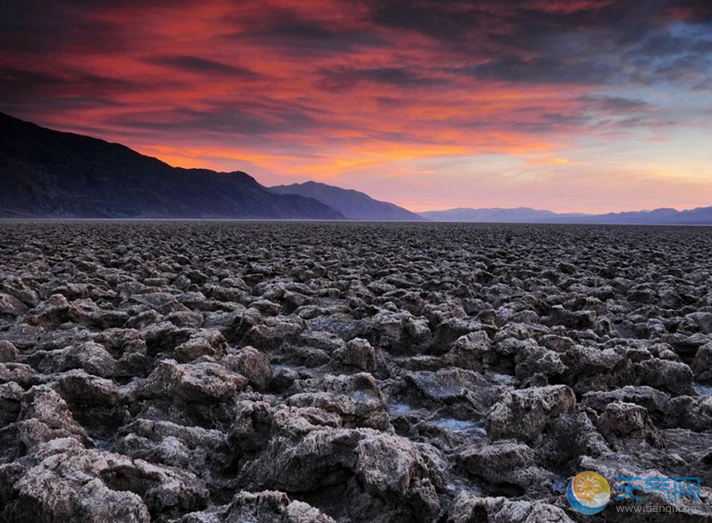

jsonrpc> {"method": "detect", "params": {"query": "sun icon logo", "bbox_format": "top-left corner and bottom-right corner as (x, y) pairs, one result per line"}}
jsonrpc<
(567, 471), (610, 515)
(576, 473), (602, 501)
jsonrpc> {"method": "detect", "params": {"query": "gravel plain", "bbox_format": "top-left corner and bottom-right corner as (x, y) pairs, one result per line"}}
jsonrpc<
(1, 221), (712, 522)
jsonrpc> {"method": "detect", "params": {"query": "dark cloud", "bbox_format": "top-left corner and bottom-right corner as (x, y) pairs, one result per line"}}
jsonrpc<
(0, 68), (68, 93)
(0, 1), (134, 56)
(573, 95), (682, 132)
(356, 0), (712, 89)
(144, 56), (261, 78)
(453, 107), (588, 135)
(448, 55), (616, 85)
(221, 8), (384, 55)
(363, 0), (627, 42)
(241, 17), (344, 41)
(320, 67), (444, 90)
(0, 66), (144, 96)
(107, 102), (320, 137)
(365, 0), (486, 40)
(663, 0), (712, 22)
(577, 95), (655, 115)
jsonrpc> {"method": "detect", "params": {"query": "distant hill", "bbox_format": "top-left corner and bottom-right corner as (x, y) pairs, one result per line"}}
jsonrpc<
(575, 207), (712, 225)
(420, 207), (712, 225)
(270, 181), (425, 221)
(0, 113), (344, 219)
(420, 207), (564, 223)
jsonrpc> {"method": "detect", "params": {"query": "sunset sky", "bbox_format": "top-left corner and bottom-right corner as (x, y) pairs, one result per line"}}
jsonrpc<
(2, 0), (712, 212)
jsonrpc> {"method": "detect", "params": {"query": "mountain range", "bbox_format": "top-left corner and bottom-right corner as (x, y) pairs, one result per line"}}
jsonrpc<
(2, 112), (712, 224)
(270, 181), (423, 221)
(420, 207), (712, 225)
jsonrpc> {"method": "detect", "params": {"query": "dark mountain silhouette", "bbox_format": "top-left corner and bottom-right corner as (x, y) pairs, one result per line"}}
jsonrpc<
(270, 181), (424, 221)
(0, 113), (343, 219)
(420, 206), (712, 225)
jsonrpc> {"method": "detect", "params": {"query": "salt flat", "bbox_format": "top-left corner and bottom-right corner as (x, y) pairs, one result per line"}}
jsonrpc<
(1, 221), (711, 522)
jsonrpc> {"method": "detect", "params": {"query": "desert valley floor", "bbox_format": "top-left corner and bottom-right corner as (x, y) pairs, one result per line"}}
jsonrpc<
(1, 221), (712, 522)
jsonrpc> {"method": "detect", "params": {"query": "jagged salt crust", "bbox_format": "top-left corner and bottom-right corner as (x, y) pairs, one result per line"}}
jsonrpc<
(1, 221), (712, 522)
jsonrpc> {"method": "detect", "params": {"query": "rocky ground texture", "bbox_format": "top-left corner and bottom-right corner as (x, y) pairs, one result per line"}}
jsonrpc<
(1, 221), (712, 522)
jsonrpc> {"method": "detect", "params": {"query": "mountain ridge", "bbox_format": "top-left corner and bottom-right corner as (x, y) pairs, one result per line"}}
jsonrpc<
(270, 181), (424, 221)
(420, 206), (712, 224)
(0, 112), (344, 220)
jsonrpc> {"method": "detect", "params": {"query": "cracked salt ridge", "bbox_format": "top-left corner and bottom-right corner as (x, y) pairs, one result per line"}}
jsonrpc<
(388, 402), (486, 435)
(89, 437), (109, 451)
(490, 372), (516, 386)
(693, 383), (712, 396)
(446, 477), (483, 496)
(388, 402), (425, 417)
(430, 418), (486, 435)
(273, 363), (299, 372)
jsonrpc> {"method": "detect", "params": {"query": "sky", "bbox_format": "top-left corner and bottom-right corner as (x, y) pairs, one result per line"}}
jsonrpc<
(1, 0), (712, 213)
